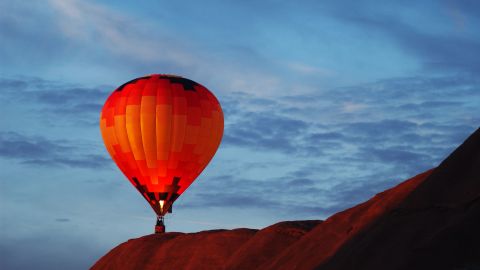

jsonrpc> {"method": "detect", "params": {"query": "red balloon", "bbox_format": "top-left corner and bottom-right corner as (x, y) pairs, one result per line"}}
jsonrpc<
(100, 75), (224, 217)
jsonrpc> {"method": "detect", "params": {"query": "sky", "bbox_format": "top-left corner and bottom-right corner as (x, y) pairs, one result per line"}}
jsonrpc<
(0, 0), (479, 269)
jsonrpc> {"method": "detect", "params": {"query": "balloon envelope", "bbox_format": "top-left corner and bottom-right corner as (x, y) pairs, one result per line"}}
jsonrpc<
(100, 74), (224, 216)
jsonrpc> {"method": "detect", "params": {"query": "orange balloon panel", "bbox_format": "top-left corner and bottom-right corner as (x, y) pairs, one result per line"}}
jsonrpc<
(100, 75), (224, 216)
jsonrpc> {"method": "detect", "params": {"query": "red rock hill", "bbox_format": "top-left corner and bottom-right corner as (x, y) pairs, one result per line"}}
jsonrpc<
(91, 128), (480, 270)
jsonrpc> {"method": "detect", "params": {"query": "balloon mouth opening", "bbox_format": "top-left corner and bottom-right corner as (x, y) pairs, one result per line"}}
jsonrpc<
(159, 200), (165, 212)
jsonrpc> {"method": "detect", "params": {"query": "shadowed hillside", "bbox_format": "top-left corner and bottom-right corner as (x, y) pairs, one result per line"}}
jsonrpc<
(91, 128), (480, 270)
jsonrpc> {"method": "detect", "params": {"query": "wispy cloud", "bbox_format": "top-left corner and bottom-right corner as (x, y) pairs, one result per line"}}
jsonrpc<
(0, 132), (110, 169)
(55, 218), (71, 222)
(220, 73), (478, 157)
(178, 170), (393, 217)
(0, 77), (110, 126)
(192, 72), (479, 217)
(48, 0), (196, 66)
(327, 1), (480, 74)
(223, 112), (310, 154)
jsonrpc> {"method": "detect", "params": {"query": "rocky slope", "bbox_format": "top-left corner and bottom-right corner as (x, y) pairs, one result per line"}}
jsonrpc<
(91, 128), (479, 270)
(318, 127), (480, 270)
(91, 222), (320, 270)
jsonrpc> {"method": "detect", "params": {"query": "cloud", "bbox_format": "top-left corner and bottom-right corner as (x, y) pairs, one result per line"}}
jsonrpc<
(47, 0), (196, 67)
(342, 102), (368, 113)
(327, 2), (480, 74)
(180, 169), (384, 217)
(2, 0), (325, 97)
(306, 132), (345, 141)
(0, 76), (111, 126)
(201, 72), (478, 219)
(286, 62), (332, 76)
(0, 132), (72, 159)
(0, 132), (111, 169)
(3, 73), (470, 180)
(46, 0), (287, 95)
(179, 171), (395, 217)
(325, 171), (403, 207)
(195, 192), (276, 209)
(220, 72), (479, 163)
(343, 120), (419, 141)
(55, 218), (70, 222)
(22, 155), (111, 169)
(223, 112), (310, 153)
(358, 146), (433, 172)
(288, 178), (316, 186)
(0, 2), (69, 71)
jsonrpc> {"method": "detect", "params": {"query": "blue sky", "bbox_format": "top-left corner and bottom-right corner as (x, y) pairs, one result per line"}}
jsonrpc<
(1, 0), (479, 269)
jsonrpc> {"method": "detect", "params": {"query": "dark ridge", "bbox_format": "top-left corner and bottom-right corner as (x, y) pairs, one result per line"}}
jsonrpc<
(318, 128), (480, 270)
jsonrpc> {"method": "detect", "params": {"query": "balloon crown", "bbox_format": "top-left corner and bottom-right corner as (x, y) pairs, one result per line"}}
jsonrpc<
(115, 74), (199, 92)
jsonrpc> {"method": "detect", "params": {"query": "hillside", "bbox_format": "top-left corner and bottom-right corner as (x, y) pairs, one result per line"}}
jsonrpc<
(91, 128), (480, 270)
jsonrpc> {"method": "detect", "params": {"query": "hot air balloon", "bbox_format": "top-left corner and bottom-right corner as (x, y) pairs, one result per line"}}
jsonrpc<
(100, 74), (224, 233)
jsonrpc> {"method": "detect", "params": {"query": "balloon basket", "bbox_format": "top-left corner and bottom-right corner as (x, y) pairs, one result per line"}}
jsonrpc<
(155, 216), (165, 234)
